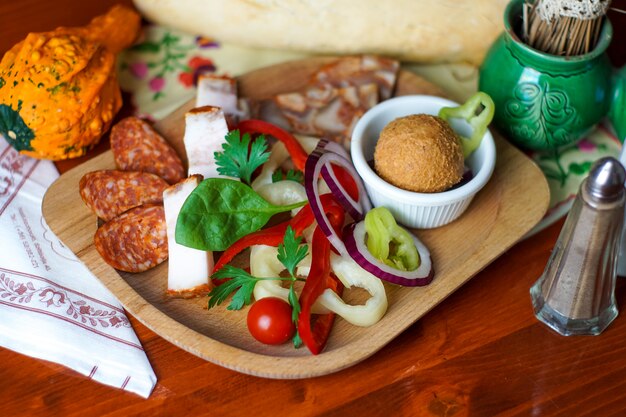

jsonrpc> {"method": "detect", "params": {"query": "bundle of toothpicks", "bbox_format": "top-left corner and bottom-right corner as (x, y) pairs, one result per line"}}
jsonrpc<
(523, 0), (611, 56)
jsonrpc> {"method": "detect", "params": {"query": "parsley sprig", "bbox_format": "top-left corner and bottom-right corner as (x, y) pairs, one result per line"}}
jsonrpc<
(214, 130), (270, 185)
(278, 227), (307, 347)
(272, 169), (304, 184)
(277, 226), (308, 278)
(209, 263), (307, 310)
(208, 226), (308, 309)
(209, 226), (307, 347)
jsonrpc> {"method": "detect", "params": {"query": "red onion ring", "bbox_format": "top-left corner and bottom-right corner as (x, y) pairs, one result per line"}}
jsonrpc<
(321, 164), (364, 221)
(314, 140), (372, 220)
(304, 147), (348, 255)
(317, 139), (350, 159)
(343, 221), (434, 287)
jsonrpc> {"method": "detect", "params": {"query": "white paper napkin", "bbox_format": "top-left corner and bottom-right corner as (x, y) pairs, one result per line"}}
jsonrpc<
(0, 136), (156, 398)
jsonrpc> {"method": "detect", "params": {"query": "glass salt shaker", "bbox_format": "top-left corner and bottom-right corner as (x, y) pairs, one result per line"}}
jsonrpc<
(530, 157), (626, 336)
(616, 144), (626, 277)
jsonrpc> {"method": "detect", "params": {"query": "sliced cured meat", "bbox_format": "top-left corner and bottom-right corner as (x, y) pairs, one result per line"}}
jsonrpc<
(94, 204), (168, 273)
(183, 106), (232, 179)
(246, 56), (398, 147)
(110, 116), (185, 184)
(79, 170), (168, 221)
(163, 175), (213, 297)
(311, 55), (400, 100)
(251, 83), (379, 148)
(196, 74), (248, 127)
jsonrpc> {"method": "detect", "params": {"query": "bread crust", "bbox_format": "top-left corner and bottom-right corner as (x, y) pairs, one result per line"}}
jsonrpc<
(132, 0), (507, 65)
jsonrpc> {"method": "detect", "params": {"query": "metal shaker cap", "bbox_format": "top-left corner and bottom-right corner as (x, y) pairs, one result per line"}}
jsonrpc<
(585, 157), (626, 201)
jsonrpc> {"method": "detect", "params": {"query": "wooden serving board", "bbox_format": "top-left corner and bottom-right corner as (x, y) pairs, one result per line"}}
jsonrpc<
(42, 58), (549, 379)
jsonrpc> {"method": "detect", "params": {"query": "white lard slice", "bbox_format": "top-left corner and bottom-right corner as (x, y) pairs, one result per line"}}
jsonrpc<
(196, 74), (238, 113)
(163, 175), (213, 295)
(183, 106), (230, 179)
(196, 74), (249, 124)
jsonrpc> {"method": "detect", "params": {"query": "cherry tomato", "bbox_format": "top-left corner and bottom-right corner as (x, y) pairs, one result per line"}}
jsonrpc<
(247, 297), (295, 345)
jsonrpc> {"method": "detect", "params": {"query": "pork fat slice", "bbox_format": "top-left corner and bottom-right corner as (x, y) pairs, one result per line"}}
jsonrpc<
(196, 74), (249, 126)
(196, 74), (238, 114)
(163, 175), (213, 295)
(183, 106), (230, 179)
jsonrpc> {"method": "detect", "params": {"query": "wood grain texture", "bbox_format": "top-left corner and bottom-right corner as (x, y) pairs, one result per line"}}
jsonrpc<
(41, 58), (549, 379)
(3, 1), (626, 416)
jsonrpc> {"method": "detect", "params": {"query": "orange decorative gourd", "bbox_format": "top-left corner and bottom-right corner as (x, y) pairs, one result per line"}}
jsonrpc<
(0, 5), (140, 160)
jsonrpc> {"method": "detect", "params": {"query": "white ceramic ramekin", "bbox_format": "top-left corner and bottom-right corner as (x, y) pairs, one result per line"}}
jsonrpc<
(351, 95), (496, 229)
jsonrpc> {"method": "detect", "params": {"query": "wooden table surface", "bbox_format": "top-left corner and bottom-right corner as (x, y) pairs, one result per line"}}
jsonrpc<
(3, 1), (626, 416)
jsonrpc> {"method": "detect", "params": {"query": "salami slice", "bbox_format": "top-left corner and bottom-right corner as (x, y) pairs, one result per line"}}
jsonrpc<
(79, 170), (168, 221)
(94, 204), (168, 273)
(110, 117), (185, 184)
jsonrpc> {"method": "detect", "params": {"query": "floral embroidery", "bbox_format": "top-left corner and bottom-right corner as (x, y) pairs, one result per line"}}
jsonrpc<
(118, 27), (223, 107)
(532, 126), (617, 188)
(577, 138), (597, 153)
(0, 146), (24, 197)
(195, 35), (219, 49)
(14, 283), (29, 295)
(178, 56), (216, 88)
(0, 142), (38, 215)
(148, 76), (166, 93)
(122, 31), (196, 101)
(40, 288), (66, 307)
(0, 271), (130, 329)
(129, 62), (149, 79)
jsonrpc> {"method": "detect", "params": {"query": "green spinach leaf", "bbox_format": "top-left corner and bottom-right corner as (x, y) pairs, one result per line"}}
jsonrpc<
(175, 178), (306, 251)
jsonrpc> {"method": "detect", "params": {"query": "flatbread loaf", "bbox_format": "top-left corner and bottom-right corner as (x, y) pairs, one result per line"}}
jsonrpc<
(132, 0), (508, 65)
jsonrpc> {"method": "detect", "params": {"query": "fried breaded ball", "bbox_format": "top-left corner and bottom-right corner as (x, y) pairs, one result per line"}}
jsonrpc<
(374, 114), (464, 193)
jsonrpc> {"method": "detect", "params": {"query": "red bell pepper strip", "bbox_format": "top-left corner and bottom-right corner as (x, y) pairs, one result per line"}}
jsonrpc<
(237, 119), (308, 171)
(288, 193), (337, 236)
(297, 226), (338, 355)
(211, 218), (304, 286)
(297, 197), (345, 355)
(213, 220), (291, 274)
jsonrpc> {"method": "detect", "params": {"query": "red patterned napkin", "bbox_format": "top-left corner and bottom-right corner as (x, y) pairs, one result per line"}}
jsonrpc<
(0, 137), (156, 397)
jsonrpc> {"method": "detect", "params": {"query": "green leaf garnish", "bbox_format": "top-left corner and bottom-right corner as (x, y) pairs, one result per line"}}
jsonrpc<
(210, 266), (305, 311)
(214, 130), (270, 185)
(277, 226), (308, 278)
(175, 178), (306, 251)
(279, 226), (306, 344)
(130, 41), (161, 53)
(208, 225), (307, 345)
(292, 330), (303, 348)
(209, 266), (258, 310)
(288, 282), (301, 323)
(272, 169), (304, 184)
(288, 282), (302, 348)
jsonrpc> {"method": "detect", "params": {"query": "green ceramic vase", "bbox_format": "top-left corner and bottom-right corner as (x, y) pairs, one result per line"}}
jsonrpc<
(479, 0), (626, 150)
